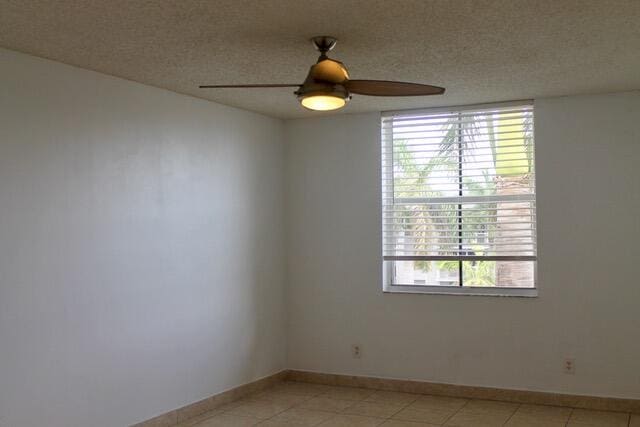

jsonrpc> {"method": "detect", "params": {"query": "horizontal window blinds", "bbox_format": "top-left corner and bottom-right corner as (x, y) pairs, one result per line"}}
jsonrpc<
(382, 103), (536, 261)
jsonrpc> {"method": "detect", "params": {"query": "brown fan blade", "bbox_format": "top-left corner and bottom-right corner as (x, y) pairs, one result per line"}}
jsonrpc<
(199, 84), (300, 88)
(344, 80), (445, 96)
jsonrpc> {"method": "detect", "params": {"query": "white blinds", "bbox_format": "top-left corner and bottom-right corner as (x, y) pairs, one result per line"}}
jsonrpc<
(382, 103), (536, 261)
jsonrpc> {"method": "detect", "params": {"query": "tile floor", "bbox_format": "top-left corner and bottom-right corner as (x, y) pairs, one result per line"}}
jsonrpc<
(178, 381), (639, 427)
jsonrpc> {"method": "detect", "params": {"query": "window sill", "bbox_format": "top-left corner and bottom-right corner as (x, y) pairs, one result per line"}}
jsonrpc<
(383, 284), (538, 298)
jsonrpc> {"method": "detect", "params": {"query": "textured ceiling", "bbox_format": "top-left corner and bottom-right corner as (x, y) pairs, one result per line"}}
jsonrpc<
(1, 0), (640, 119)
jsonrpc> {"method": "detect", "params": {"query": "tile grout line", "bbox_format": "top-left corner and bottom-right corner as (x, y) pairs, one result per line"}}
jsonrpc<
(315, 388), (380, 426)
(501, 403), (521, 426)
(385, 399), (413, 420)
(385, 395), (420, 423)
(302, 388), (348, 426)
(319, 388), (412, 424)
(271, 389), (327, 424)
(305, 389), (341, 426)
(564, 407), (574, 427)
(441, 398), (471, 426)
(305, 389), (331, 427)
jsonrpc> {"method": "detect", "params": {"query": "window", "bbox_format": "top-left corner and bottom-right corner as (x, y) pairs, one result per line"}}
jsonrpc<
(382, 102), (537, 296)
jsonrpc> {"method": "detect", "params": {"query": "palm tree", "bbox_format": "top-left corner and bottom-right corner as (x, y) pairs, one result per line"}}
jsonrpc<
(391, 109), (533, 286)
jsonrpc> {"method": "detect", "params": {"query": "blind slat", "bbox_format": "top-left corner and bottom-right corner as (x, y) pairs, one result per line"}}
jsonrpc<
(382, 104), (537, 262)
(384, 255), (537, 261)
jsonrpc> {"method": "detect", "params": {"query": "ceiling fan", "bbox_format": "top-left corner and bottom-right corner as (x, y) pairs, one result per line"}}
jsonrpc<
(199, 36), (445, 112)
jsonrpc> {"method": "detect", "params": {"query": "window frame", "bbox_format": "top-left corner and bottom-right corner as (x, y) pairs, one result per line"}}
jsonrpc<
(381, 101), (538, 297)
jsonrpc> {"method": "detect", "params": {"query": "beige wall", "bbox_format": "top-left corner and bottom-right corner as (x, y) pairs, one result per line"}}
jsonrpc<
(285, 92), (640, 399)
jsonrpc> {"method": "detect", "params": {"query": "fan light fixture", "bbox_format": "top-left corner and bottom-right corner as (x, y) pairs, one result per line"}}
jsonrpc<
(198, 36), (445, 111)
(298, 86), (350, 111)
(300, 95), (346, 111)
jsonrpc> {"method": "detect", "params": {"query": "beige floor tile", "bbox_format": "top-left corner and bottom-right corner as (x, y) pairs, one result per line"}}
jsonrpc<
(409, 396), (468, 412)
(444, 399), (518, 426)
(178, 398), (245, 422)
(276, 408), (336, 422)
(178, 410), (225, 426)
(251, 390), (311, 406)
(445, 411), (514, 427)
(342, 401), (406, 418)
(321, 387), (375, 401)
(190, 414), (262, 427)
(381, 420), (440, 427)
(318, 414), (386, 427)
(516, 404), (572, 419)
(392, 406), (456, 425)
(272, 382), (332, 397)
(365, 391), (419, 405)
(216, 400), (248, 413)
(296, 396), (356, 412)
(460, 399), (519, 416)
(256, 420), (318, 427)
(256, 421), (307, 427)
(504, 413), (567, 427)
(567, 409), (630, 427)
(226, 399), (292, 419)
(631, 414), (640, 427)
(258, 408), (335, 426)
(503, 404), (572, 426)
(246, 391), (278, 398)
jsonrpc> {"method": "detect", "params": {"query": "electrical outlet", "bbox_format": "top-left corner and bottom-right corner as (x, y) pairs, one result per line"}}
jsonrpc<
(564, 358), (575, 374)
(352, 344), (362, 359)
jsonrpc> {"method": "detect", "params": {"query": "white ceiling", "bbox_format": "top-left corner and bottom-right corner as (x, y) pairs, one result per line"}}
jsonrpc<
(1, 0), (639, 119)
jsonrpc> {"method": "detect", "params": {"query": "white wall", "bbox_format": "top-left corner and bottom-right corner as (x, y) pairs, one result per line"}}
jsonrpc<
(285, 92), (640, 399)
(0, 48), (286, 427)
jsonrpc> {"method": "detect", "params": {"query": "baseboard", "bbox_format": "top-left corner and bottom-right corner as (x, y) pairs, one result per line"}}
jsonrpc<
(133, 368), (640, 426)
(286, 369), (640, 414)
(130, 370), (288, 427)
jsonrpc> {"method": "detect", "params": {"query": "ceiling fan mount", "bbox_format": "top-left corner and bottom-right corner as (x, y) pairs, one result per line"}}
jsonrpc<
(311, 36), (337, 55)
(199, 36), (445, 111)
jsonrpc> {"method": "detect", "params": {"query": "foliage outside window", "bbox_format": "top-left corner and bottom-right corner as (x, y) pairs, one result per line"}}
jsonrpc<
(381, 102), (537, 296)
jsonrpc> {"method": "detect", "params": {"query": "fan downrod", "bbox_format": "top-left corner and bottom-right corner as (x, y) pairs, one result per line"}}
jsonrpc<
(311, 36), (337, 55)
